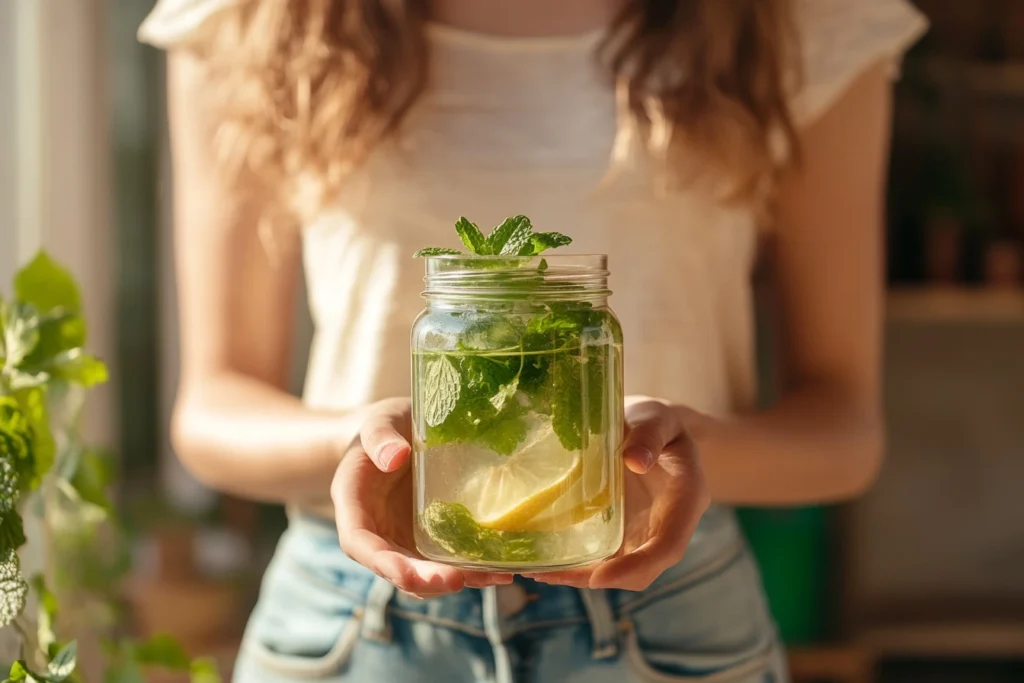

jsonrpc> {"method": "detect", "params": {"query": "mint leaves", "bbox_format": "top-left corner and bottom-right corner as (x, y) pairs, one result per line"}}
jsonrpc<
(417, 319), (616, 459)
(486, 215), (532, 255)
(0, 252), (111, 645)
(0, 253), (221, 683)
(422, 355), (460, 427)
(419, 307), (616, 454)
(6, 641), (80, 683)
(3, 643), (78, 683)
(422, 501), (540, 564)
(413, 214), (606, 456)
(414, 218), (621, 565)
(422, 348), (528, 456)
(14, 253), (82, 316)
(414, 215), (573, 258)
(414, 247), (462, 257)
(1, 254), (107, 396)
(414, 216), (617, 456)
(455, 217), (487, 254)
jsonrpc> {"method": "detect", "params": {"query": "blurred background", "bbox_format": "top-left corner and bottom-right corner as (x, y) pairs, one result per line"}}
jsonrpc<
(2, 0), (1023, 681)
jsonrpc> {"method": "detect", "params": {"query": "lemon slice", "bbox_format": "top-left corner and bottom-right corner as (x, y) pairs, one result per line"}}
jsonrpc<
(465, 430), (584, 532)
(517, 485), (611, 532)
(517, 442), (612, 532)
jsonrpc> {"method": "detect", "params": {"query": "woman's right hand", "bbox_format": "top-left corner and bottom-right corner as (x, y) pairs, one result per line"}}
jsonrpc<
(332, 398), (514, 598)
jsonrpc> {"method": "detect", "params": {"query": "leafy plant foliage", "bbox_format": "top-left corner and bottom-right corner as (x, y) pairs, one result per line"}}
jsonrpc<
(1, 254), (220, 682)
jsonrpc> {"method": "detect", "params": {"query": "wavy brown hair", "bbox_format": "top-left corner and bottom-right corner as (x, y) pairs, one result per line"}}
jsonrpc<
(191, 0), (801, 216)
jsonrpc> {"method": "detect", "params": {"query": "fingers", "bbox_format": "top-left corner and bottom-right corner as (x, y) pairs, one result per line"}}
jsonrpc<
(599, 442), (708, 591)
(344, 533), (512, 597)
(360, 412), (411, 472)
(334, 477), (466, 595)
(521, 567), (595, 588)
(463, 572), (515, 589)
(399, 570), (513, 599)
(520, 549), (626, 587)
(622, 400), (682, 473)
(365, 538), (466, 596)
(332, 449), (455, 595)
(533, 437), (709, 592)
(332, 446), (512, 597)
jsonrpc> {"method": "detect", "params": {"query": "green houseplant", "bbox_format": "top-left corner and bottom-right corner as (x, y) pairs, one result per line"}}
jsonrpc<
(1, 253), (220, 682)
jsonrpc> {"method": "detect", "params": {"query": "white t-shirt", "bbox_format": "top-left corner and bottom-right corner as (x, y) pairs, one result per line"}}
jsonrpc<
(140, 0), (927, 416)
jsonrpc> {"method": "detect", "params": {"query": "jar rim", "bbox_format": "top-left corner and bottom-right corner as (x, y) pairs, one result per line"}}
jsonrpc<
(419, 253), (607, 263)
(421, 253), (611, 302)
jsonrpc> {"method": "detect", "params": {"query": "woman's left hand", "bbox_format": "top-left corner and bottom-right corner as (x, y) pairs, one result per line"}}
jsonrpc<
(524, 397), (710, 591)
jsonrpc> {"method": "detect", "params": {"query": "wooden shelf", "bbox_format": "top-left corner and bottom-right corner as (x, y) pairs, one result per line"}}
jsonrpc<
(788, 644), (875, 683)
(858, 619), (1024, 658)
(887, 287), (1024, 323)
(913, 57), (1024, 99)
(896, 57), (1024, 144)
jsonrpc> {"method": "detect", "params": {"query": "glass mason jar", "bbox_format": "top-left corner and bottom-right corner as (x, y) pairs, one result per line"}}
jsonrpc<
(411, 254), (624, 572)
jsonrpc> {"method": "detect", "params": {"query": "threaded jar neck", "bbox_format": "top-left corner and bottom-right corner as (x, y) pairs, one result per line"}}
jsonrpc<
(422, 254), (611, 306)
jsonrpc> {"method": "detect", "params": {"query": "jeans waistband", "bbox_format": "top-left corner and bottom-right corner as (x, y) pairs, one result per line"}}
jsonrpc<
(278, 504), (749, 683)
(282, 503), (746, 633)
(285, 502), (744, 566)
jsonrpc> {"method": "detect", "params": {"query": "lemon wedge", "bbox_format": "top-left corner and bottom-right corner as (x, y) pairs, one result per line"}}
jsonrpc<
(517, 484), (611, 532)
(464, 429), (584, 532)
(517, 441), (612, 532)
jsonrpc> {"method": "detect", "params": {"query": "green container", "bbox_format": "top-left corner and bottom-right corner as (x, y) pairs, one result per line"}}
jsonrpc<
(736, 506), (829, 645)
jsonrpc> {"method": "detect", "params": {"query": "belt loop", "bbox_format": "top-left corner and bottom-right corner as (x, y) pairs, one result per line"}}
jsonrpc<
(360, 576), (396, 643)
(579, 588), (619, 660)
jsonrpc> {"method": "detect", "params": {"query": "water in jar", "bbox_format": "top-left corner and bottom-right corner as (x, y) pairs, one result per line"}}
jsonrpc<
(411, 306), (624, 572)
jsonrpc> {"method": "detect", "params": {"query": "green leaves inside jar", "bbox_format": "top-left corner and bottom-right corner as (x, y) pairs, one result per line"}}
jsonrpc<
(415, 215), (611, 455)
(419, 305), (612, 455)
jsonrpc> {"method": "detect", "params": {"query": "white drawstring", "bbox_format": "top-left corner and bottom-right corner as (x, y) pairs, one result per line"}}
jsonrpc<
(482, 586), (515, 683)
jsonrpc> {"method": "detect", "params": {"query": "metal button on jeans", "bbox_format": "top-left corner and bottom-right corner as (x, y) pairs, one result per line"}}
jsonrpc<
(496, 583), (529, 616)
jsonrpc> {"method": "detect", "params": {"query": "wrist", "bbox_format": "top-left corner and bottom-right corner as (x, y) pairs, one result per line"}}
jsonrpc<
(328, 397), (412, 464)
(674, 404), (717, 442)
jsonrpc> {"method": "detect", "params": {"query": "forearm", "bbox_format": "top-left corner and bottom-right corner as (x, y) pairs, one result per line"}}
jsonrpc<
(682, 384), (884, 506)
(173, 372), (365, 505)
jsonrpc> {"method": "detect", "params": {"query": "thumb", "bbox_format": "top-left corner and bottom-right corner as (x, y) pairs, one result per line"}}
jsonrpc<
(622, 402), (681, 474)
(361, 415), (411, 473)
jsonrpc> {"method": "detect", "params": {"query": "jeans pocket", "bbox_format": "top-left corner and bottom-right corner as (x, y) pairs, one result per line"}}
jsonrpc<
(620, 548), (780, 683)
(240, 555), (370, 680)
(623, 624), (777, 683)
(244, 617), (363, 680)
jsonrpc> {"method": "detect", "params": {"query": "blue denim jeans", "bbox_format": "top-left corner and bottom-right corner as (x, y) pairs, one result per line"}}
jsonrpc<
(233, 505), (789, 682)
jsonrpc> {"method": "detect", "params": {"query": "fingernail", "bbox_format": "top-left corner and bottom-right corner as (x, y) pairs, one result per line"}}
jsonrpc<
(625, 446), (654, 473)
(376, 442), (405, 470)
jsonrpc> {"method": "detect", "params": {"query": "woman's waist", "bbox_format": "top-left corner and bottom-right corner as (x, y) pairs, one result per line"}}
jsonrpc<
(285, 502), (743, 561)
(275, 503), (752, 626)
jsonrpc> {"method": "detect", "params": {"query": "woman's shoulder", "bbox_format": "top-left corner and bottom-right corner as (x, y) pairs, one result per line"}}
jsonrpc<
(793, 0), (929, 125)
(138, 0), (240, 49)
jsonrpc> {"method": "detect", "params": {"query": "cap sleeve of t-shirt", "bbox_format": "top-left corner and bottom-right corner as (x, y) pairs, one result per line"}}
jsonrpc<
(138, 0), (240, 49)
(792, 0), (929, 126)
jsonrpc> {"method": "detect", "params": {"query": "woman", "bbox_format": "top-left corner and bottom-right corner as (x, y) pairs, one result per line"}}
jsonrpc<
(140, 0), (926, 681)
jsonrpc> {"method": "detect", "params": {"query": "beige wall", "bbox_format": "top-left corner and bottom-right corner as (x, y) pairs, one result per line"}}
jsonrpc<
(0, 0), (114, 464)
(0, 1), (15, 284)
(1, 0), (115, 448)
